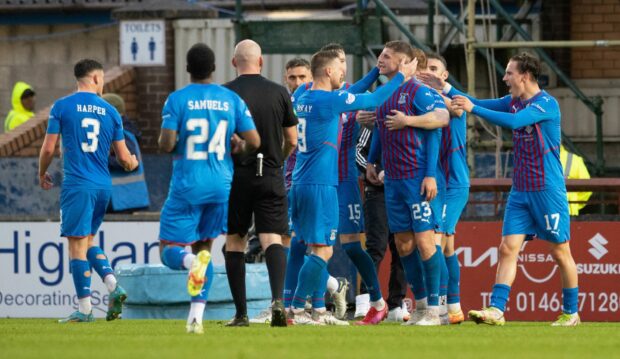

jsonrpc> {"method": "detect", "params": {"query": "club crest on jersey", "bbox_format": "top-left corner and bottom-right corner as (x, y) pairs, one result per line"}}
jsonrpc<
(525, 125), (533, 134)
(330, 229), (337, 241)
(398, 92), (408, 104)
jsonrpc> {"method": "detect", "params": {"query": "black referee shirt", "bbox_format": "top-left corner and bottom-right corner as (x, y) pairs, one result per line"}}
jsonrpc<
(225, 74), (297, 169)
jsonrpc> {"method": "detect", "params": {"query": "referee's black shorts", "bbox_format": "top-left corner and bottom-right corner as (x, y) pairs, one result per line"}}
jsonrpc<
(228, 166), (288, 236)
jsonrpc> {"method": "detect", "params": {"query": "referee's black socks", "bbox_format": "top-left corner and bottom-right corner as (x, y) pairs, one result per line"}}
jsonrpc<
(225, 251), (247, 318)
(265, 244), (287, 302)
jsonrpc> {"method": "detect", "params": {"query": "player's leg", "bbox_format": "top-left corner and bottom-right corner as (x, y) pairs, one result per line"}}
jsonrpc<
(430, 187), (449, 325)
(549, 241), (579, 326)
(87, 189), (127, 321)
(255, 170), (289, 327)
(469, 190), (532, 326)
(385, 179), (427, 324)
(443, 233), (463, 324)
(58, 189), (96, 323)
(158, 197), (212, 333)
(443, 187), (469, 324)
(532, 190), (579, 326)
(290, 185), (337, 325)
(224, 174), (254, 326)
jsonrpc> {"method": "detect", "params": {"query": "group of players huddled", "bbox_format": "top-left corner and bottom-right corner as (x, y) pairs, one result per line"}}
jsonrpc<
(38, 37), (581, 332)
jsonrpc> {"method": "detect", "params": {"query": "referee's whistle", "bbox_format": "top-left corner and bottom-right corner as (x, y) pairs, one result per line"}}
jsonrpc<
(256, 153), (263, 177)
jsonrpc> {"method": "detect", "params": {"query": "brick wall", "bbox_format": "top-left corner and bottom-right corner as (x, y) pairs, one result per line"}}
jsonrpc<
(133, 21), (175, 153)
(571, 0), (620, 79)
(0, 24), (119, 130)
(541, 0), (572, 76)
(0, 66), (137, 157)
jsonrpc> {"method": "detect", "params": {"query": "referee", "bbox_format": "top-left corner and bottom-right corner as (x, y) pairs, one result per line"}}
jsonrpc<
(224, 39), (298, 327)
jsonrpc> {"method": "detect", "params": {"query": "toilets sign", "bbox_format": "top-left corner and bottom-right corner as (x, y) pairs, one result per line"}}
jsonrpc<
(120, 20), (166, 66)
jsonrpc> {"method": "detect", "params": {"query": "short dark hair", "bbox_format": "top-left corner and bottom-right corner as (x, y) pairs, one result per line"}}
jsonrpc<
(320, 43), (345, 53)
(186, 43), (216, 80)
(426, 52), (448, 70)
(509, 52), (540, 81)
(310, 50), (340, 78)
(285, 58), (310, 71)
(384, 40), (414, 61)
(74, 59), (103, 79)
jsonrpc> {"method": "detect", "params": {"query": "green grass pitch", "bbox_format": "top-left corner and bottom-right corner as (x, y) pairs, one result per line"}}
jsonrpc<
(1, 319), (619, 359)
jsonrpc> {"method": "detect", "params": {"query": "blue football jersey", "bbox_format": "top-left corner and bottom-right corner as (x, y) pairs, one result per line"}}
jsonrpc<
(292, 73), (404, 186)
(161, 83), (256, 204)
(440, 112), (470, 188)
(47, 92), (124, 190)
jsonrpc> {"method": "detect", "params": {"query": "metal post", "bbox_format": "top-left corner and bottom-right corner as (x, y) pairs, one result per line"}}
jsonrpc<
(234, 0), (243, 42)
(594, 97), (605, 175)
(427, 0), (434, 47)
(466, 0), (476, 172)
(354, 0), (365, 81)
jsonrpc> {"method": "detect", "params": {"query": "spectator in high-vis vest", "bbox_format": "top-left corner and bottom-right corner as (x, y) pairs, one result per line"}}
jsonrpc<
(4, 82), (36, 132)
(103, 93), (150, 212)
(560, 145), (592, 215)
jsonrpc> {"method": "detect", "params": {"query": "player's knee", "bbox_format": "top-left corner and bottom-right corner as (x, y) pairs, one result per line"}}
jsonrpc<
(498, 241), (519, 259)
(549, 244), (573, 265)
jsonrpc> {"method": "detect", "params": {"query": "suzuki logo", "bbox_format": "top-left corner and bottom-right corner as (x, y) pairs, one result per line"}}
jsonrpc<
(588, 233), (608, 260)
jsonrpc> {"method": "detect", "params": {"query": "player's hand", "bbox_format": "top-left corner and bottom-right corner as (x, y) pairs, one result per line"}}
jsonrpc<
(417, 72), (445, 91)
(366, 164), (382, 186)
(420, 176), (437, 202)
(231, 133), (246, 154)
(385, 110), (408, 131)
(398, 57), (418, 79)
(451, 95), (474, 113)
(126, 154), (139, 172)
(356, 110), (376, 126)
(39, 172), (53, 190)
(378, 170), (385, 184)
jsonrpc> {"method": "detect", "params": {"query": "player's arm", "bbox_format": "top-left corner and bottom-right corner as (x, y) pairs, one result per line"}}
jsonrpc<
(365, 126), (383, 185)
(39, 104), (62, 190)
(452, 95), (553, 130)
(282, 126), (297, 158)
(347, 67), (380, 94)
(159, 96), (180, 153)
(333, 59), (417, 113)
(158, 129), (177, 153)
(112, 140), (139, 171)
(232, 129), (261, 154)
(281, 89), (298, 158)
(232, 98), (260, 154)
(109, 109), (138, 171)
(38, 133), (59, 190)
(356, 126), (371, 173)
(443, 94), (464, 117)
(421, 128), (440, 201)
(438, 80), (511, 112)
(385, 108), (449, 130)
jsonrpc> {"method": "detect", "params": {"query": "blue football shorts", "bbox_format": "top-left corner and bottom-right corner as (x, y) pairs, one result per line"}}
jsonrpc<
(384, 177), (437, 234)
(502, 187), (570, 243)
(159, 195), (227, 245)
(290, 184), (338, 246)
(443, 187), (470, 235)
(337, 180), (365, 235)
(60, 188), (111, 237)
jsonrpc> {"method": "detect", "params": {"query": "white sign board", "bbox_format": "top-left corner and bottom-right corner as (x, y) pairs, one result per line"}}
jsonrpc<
(0, 222), (226, 318)
(120, 20), (166, 66)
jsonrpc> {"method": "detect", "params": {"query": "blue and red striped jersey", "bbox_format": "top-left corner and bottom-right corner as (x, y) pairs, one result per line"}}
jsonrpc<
(448, 86), (564, 192)
(369, 79), (445, 180)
